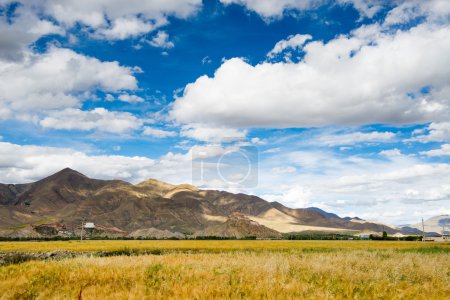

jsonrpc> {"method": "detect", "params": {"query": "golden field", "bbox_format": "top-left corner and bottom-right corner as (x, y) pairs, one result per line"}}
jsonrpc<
(0, 240), (449, 299)
(0, 239), (446, 252)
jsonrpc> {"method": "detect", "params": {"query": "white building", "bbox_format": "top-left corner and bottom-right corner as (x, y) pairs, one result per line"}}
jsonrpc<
(84, 222), (95, 229)
(390, 232), (406, 238)
(424, 235), (450, 242)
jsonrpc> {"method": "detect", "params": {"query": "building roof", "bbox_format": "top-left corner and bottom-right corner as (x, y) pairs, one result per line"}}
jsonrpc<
(84, 222), (95, 228)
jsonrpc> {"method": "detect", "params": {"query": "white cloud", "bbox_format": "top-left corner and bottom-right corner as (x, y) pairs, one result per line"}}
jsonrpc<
(5, 0), (202, 41)
(379, 148), (402, 157)
(314, 131), (396, 146)
(337, 0), (384, 19)
(0, 4), (63, 61)
(171, 23), (450, 128)
(40, 108), (143, 133)
(220, 0), (385, 19)
(142, 126), (177, 138)
(147, 31), (174, 48)
(105, 94), (115, 101)
(267, 34), (312, 59)
(271, 166), (296, 174)
(0, 141), (154, 183)
(250, 137), (267, 145)
(202, 56), (212, 64)
(118, 94), (145, 103)
(420, 144), (450, 157)
(0, 107), (11, 120)
(410, 122), (450, 143)
(257, 148), (450, 223)
(96, 17), (158, 40)
(0, 141), (203, 185)
(384, 0), (450, 25)
(263, 185), (312, 208)
(180, 124), (248, 142)
(0, 47), (138, 116)
(219, 0), (321, 19)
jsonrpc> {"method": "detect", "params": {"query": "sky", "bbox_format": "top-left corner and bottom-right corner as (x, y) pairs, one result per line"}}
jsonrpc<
(0, 0), (449, 225)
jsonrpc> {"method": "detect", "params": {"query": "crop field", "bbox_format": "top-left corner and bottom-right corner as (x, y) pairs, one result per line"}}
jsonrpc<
(0, 241), (449, 299)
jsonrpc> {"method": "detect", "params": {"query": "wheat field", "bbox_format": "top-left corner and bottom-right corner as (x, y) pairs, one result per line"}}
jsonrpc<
(0, 241), (449, 299)
(0, 240), (445, 252)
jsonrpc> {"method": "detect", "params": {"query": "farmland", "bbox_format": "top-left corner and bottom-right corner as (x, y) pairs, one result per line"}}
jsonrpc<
(0, 240), (449, 299)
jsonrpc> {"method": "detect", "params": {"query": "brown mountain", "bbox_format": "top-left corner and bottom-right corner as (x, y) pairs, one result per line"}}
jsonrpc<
(0, 168), (400, 237)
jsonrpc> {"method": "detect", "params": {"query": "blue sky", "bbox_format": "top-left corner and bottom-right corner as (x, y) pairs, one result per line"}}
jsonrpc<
(0, 0), (449, 225)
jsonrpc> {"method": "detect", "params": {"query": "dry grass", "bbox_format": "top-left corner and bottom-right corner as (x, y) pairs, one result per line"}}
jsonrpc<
(0, 240), (447, 252)
(0, 241), (449, 299)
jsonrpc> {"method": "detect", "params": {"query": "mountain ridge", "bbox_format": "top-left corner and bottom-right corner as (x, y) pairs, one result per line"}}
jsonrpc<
(0, 168), (424, 238)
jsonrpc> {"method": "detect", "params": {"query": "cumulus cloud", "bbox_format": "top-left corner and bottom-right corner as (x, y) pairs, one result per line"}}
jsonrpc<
(180, 125), (248, 142)
(379, 148), (402, 158)
(0, 141), (206, 185)
(0, 4), (63, 61)
(220, 0), (385, 19)
(257, 148), (450, 223)
(0, 141), (155, 183)
(96, 17), (159, 40)
(384, 0), (450, 25)
(410, 122), (450, 143)
(40, 108), (143, 133)
(148, 31), (174, 48)
(420, 144), (450, 157)
(3, 0), (202, 41)
(267, 34), (312, 59)
(0, 141), (255, 191)
(142, 126), (177, 138)
(263, 185), (312, 208)
(118, 94), (145, 103)
(171, 23), (450, 128)
(313, 131), (396, 146)
(0, 47), (138, 116)
(337, 0), (384, 19)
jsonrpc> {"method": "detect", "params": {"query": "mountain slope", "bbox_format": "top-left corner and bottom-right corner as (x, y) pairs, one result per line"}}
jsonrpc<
(409, 215), (450, 234)
(0, 168), (404, 237)
(195, 213), (282, 238)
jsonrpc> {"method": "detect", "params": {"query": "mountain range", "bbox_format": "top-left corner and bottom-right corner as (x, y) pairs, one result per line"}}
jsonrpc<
(0, 168), (426, 238)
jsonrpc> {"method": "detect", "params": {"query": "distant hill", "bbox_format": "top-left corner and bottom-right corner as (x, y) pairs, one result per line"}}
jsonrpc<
(305, 207), (363, 221)
(305, 207), (341, 219)
(0, 168), (416, 238)
(409, 215), (450, 234)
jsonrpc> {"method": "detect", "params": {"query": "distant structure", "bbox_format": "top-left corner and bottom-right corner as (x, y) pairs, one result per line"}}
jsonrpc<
(355, 231), (380, 239)
(84, 222), (95, 229)
(424, 235), (450, 242)
(33, 223), (72, 236)
(390, 232), (406, 238)
(422, 218), (425, 242)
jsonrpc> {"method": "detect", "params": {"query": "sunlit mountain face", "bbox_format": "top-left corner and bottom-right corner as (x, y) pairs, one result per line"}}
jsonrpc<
(0, 0), (449, 225)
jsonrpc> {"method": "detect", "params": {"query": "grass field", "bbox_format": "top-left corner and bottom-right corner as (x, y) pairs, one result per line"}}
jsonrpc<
(0, 241), (449, 299)
(0, 240), (446, 252)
